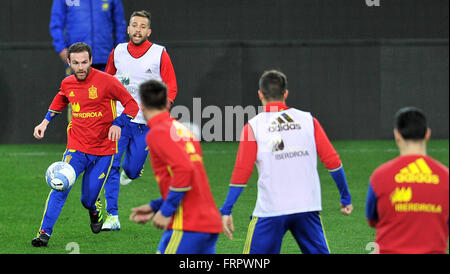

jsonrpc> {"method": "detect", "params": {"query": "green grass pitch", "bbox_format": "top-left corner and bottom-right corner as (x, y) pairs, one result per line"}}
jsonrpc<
(0, 140), (448, 254)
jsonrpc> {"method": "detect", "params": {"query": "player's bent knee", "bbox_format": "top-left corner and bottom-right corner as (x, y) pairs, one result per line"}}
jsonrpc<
(80, 197), (95, 210)
(123, 166), (143, 180)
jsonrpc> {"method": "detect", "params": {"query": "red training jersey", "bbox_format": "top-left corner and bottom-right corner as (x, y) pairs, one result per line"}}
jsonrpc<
(369, 155), (449, 254)
(105, 40), (178, 103)
(48, 68), (139, 155)
(146, 112), (222, 234)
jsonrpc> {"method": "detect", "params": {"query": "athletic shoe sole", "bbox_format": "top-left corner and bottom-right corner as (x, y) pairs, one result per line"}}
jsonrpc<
(90, 222), (103, 234)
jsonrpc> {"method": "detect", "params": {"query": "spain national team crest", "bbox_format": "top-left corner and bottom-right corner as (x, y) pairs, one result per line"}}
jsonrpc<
(88, 85), (98, 99)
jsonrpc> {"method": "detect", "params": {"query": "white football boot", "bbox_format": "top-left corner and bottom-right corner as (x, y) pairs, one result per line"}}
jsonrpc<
(101, 214), (121, 231)
(119, 170), (133, 185)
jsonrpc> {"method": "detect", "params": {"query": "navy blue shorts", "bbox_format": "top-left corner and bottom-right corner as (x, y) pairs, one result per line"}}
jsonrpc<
(157, 229), (219, 254)
(243, 211), (330, 254)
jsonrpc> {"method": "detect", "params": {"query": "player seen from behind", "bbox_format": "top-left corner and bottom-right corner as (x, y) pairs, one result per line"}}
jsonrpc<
(366, 107), (449, 254)
(129, 80), (222, 254)
(220, 69), (353, 254)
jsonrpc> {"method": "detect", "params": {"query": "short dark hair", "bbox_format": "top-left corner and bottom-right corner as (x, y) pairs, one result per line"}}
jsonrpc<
(130, 10), (151, 27)
(139, 80), (167, 110)
(68, 42), (92, 60)
(259, 70), (288, 101)
(395, 107), (428, 140)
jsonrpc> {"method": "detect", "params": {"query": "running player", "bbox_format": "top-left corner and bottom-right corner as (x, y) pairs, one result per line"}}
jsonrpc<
(31, 42), (138, 247)
(102, 10), (178, 231)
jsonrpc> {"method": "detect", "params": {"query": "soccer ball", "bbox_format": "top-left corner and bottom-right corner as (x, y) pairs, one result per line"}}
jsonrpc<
(45, 161), (76, 191)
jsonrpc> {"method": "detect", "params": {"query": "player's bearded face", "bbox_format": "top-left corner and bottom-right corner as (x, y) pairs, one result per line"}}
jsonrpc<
(128, 16), (151, 45)
(69, 52), (92, 81)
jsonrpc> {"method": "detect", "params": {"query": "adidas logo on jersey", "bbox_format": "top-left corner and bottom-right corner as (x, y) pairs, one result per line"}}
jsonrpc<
(394, 158), (439, 184)
(268, 113), (301, 132)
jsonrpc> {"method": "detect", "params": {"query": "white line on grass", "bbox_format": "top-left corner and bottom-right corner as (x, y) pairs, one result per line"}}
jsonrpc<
(202, 148), (448, 154)
(0, 152), (62, 156)
(1, 148), (448, 156)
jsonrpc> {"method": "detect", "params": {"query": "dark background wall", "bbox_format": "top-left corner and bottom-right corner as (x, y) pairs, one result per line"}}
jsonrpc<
(0, 0), (448, 143)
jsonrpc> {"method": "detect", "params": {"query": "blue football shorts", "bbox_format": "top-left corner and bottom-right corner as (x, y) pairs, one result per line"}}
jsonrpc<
(157, 229), (219, 254)
(243, 211), (330, 254)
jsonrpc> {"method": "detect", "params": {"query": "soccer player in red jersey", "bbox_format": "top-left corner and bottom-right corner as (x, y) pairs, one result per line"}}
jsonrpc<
(220, 70), (353, 254)
(31, 42), (139, 247)
(366, 107), (449, 254)
(129, 80), (222, 254)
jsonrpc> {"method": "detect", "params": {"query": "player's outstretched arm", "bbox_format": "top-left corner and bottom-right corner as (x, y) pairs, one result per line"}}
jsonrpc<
(313, 117), (353, 215)
(36, 89), (69, 140)
(130, 204), (155, 224)
(33, 110), (60, 140)
(330, 167), (353, 216)
(220, 123), (256, 240)
(220, 185), (245, 240)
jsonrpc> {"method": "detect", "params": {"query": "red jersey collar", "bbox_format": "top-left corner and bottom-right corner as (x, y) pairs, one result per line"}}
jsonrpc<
(147, 111), (171, 128)
(264, 102), (289, 112)
(127, 40), (152, 58)
(398, 154), (429, 160)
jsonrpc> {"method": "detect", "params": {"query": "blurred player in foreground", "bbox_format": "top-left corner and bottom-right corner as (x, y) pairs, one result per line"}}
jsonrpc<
(31, 42), (138, 247)
(102, 10), (178, 231)
(220, 70), (353, 254)
(366, 107), (449, 254)
(129, 80), (222, 254)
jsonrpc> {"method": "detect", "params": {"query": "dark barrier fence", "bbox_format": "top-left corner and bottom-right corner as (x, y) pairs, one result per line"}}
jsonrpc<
(2, 0), (448, 42)
(0, 0), (448, 143)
